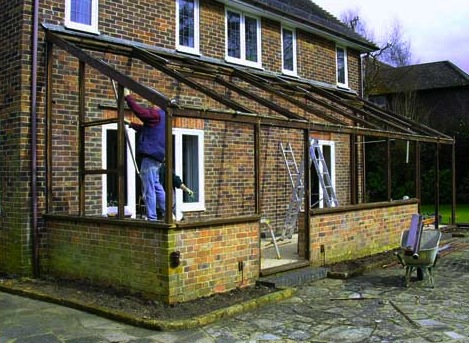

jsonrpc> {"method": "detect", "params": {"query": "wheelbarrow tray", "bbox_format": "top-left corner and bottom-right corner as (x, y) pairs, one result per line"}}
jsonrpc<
(398, 229), (441, 287)
(400, 229), (441, 266)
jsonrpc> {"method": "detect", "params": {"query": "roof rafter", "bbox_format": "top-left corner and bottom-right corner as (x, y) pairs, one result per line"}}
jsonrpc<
(132, 47), (253, 114)
(44, 31), (169, 110)
(43, 25), (453, 145)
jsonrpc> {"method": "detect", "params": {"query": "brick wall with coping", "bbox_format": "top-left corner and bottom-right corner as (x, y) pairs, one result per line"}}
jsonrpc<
(305, 200), (419, 265)
(169, 221), (259, 303)
(45, 216), (259, 303)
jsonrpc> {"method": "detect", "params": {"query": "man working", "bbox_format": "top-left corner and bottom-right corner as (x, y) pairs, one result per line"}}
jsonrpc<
(123, 89), (165, 221)
(159, 164), (194, 220)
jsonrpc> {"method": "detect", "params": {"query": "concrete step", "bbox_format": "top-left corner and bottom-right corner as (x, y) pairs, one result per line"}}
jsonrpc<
(257, 266), (329, 288)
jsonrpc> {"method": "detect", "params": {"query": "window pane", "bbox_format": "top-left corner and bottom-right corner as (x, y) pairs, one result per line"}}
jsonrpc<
(182, 134), (199, 202)
(337, 47), (346, 84)
(245, 16), (258, 62)
(283, 28), (293, 71)
(179, 0), (195, 48)
(71, 0), (92, 25)
(227, 11), (241, 59)
(106, 130), (127, 205)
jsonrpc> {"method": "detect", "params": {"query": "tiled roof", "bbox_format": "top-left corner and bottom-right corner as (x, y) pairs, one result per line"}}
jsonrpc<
(372, 61), (469, 94)
(243, 0), (377, 51)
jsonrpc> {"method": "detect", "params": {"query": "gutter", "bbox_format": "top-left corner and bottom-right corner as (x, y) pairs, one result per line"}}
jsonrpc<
(31, 0), (39, 277)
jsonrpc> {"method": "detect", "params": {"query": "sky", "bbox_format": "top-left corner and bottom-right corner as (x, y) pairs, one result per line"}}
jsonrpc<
(312, 0), (469, 74)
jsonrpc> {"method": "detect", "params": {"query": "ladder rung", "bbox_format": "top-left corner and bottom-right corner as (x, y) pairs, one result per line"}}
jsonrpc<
(310, 141), (338, 207)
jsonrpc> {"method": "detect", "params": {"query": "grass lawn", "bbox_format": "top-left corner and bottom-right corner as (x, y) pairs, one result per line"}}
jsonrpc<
(420, 203), (469, 224)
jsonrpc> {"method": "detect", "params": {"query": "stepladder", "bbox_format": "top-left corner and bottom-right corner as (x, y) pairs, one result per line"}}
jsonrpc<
(310, 139), (338, 207)
(279, 142), (304, 240)
(260, 218), (281, 259)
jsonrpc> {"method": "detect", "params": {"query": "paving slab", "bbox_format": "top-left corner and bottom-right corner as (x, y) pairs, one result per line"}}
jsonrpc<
(1, 233), (469, 342)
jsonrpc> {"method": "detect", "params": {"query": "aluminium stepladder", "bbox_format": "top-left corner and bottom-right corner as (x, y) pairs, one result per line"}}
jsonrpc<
(260, 218), (281, 259)
(310, 139), (339, 207)
(280, 142), (305, 240)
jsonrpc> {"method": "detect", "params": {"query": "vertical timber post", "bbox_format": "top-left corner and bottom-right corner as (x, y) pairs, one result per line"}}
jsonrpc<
(435, 143), (440, 230)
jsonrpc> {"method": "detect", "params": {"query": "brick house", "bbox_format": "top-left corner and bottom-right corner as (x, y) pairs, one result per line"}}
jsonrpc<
(0, 0), (453, 303)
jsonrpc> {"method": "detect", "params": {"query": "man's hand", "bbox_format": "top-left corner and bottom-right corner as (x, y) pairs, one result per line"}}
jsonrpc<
(187, 189), (194, 197)
(123, 88), (130, 97)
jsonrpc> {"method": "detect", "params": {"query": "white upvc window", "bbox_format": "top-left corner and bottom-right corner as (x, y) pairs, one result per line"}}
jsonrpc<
(172, 128), (205, 218)
(281, 26), (297, 76)
(336, 45), (348, 88)
(65, 0), (99, 34)
(101, 126), (205, 219)
(310, 139), (336, 209)
(176, 0), (200, 54)
(225, 8), (262, 68)
(101, 124), (137, 217)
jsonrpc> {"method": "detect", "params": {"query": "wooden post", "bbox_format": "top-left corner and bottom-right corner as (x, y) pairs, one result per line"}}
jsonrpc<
(435, 143), (440, 230)
(387, 138), (392, 201)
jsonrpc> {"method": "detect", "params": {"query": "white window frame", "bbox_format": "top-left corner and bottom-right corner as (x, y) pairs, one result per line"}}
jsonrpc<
(281, 26), (297, 76)
(176, 0), (200, 55)
(173, 128), (205, 214)
(311, 139), (336, 209)
(225, 8), (262, 68)
(336, 45), (348, 88)
(101, 124), (136, 218)
(64, 0), (99, 34)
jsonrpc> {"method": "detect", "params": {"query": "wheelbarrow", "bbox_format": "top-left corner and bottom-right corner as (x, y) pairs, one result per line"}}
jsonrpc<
(396, 228), (441, 288)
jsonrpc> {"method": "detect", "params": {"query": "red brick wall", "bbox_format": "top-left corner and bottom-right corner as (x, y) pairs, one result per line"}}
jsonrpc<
(0, 0), (39, 275)
(38, 0), (364, 213)
(2, 0), (368, 280)
(200, 1), (226, 58)
(189, 120), (256, 220)
(45, 216), (259, 303)
(298, 31), (335, 85)
(307, 200), (419, 265)
(170, 221), (259, 302)
(259, 126), (304, 233)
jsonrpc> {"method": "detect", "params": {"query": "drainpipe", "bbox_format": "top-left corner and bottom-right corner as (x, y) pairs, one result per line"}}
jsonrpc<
(31, 0), (39, 277)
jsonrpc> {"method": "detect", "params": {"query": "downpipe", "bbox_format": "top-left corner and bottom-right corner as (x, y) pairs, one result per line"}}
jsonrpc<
(31, 0), (39, 277)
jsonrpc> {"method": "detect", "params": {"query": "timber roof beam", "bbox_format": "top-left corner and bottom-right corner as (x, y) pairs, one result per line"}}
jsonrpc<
(43, 25), (454, 145)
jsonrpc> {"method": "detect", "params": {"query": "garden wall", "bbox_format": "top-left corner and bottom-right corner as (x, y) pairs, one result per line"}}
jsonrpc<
(44, 215), (259, 303)
(306, 199), (419, 266)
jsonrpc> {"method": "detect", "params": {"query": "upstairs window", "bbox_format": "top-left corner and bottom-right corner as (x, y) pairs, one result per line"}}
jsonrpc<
(282, 26), (297, 76)
(176, 0), (200, 54)
(225, 8), (261, 68)
(336, 45), (348, 87)
(65, 0), (99, 34)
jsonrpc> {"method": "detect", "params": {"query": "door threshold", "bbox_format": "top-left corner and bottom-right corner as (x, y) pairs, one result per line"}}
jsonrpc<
(260, 260), (310, 277)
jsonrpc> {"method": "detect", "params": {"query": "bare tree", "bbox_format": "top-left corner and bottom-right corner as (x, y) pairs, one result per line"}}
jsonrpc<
(341, 10), (412, 67)
(380, 20), (412, 67)
(341, 9), (374, 42)
(340, 9), (414, 99)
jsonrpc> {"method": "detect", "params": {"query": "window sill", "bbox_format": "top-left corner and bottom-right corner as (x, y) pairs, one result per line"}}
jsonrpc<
(64, 23), (100, 35)
(225, 57), (263, 70)
(336, 84), (350, 91)
(176, 46), (201, 56)
(282, 70), (298, 77)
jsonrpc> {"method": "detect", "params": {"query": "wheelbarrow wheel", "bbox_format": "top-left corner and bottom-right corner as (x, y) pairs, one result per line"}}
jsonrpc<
(417, 267), (424, 281)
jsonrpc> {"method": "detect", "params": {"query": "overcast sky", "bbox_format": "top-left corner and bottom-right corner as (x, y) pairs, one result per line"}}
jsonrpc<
(313, 0), (469, 74)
